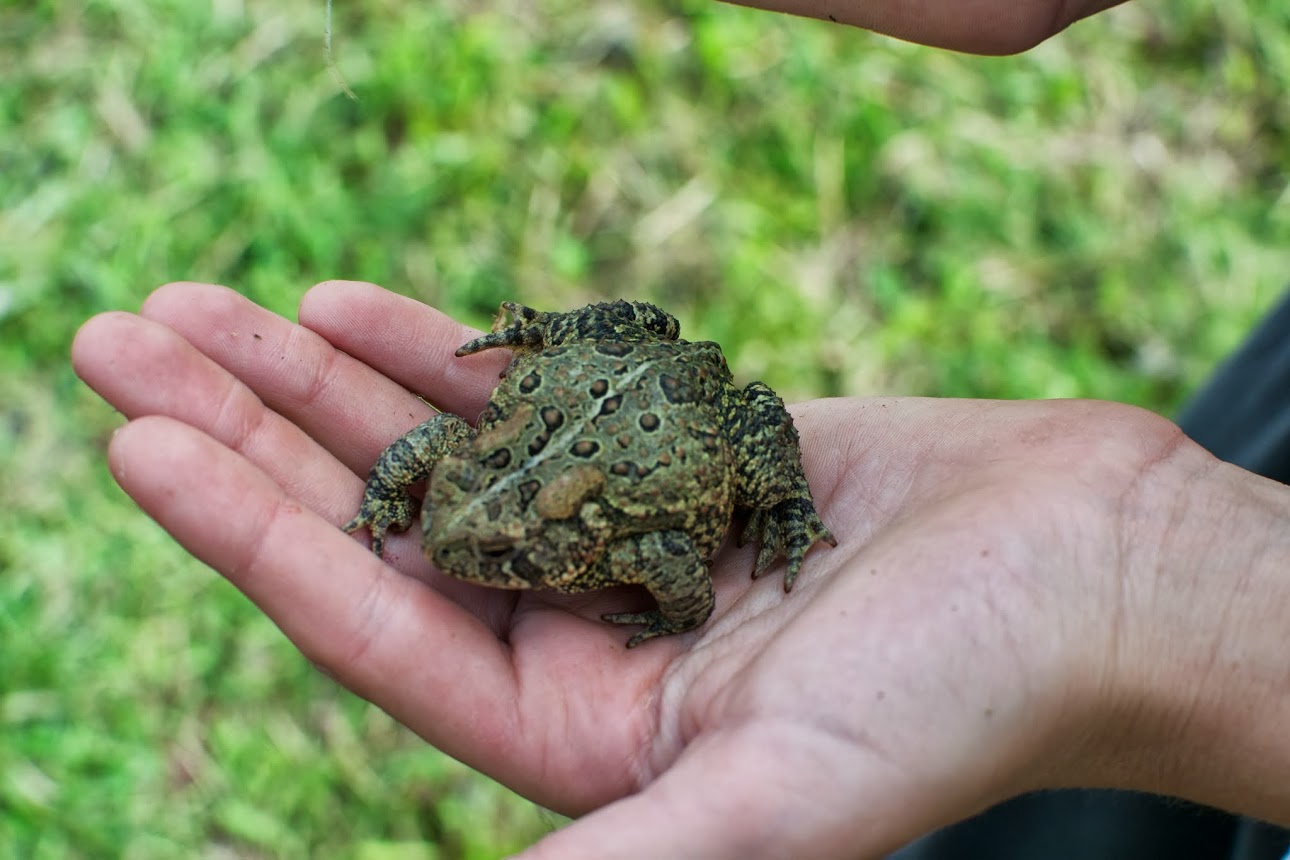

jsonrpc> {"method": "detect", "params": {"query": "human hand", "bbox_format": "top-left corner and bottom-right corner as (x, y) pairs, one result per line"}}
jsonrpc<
(728, 0), (1129, 54)
(73, 282), (1290, 858)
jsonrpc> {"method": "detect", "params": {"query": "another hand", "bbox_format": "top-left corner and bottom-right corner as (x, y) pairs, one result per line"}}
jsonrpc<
(734, 0), (1129, 54)
(73, 282), (1290, 858)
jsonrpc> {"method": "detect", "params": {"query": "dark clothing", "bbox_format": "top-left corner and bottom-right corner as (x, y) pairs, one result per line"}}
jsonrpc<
(891, 793), (1290, 860)
(1178, 290), (1290, 485)
(891, 291), (1290, 860)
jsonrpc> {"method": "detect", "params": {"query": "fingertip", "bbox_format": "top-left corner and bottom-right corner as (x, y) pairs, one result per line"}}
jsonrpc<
(301, 278), (379, 306)
(140, 281), (231, 319)
(71, 310), (135, 381)
(105, 414), (200, 499)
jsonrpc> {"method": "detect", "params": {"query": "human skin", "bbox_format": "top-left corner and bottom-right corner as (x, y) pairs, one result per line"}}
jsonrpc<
(73, 281), (1290, 858)
(718, 0), (1129, 54)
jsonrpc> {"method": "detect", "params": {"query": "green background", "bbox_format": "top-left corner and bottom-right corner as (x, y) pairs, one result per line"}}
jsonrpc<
(3, 0), (1288, 856)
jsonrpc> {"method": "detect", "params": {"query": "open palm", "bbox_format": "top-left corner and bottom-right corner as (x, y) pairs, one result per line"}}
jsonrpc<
(75, 281), (1198, 858)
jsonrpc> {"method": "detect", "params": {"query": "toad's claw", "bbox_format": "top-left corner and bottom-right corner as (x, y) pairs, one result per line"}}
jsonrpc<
(343, 493), (416, 560)
(742, 497), (836, 591)
(343, 515), (384, 557)
(603, 609), (699, 648)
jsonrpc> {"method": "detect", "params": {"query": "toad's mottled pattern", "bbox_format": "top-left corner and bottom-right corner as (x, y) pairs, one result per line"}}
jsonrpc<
(344, 301), (835, 647)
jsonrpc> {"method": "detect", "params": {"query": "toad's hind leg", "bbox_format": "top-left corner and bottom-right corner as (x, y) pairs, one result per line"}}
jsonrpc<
(595, 530), (714, 648)
(724, 381), (835, 590)
(456, 300), (681, 362)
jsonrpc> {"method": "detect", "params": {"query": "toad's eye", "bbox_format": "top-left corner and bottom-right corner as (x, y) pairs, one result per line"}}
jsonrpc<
(477, 537), (514, 560)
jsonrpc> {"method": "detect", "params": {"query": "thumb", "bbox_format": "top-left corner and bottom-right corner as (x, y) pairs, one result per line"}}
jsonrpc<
(510, 721), (961, 860)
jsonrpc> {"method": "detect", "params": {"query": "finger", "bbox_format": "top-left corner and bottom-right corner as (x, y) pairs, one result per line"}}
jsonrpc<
(138, 281), (467, 475)
(108, 415), (523, 765)
(298, 280), (507, 416)
(72, 311), (357, 524)
(513, 723), (942, 860)
(74, 308), (506, 584)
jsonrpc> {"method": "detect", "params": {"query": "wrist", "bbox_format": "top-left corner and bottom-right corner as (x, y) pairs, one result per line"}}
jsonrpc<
(1074, 438), (1290, 823)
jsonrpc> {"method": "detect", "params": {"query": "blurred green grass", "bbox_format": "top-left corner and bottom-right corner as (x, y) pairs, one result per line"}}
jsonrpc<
(2, 0), (1288, 855)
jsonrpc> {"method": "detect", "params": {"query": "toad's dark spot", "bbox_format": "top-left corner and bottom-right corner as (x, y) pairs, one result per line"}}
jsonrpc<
(510, 552), (544, 583)
(485, 448), (511, 469)
(596, 341), (634, 357)
(518, 479), (540, 509)
(541, 406), (564, 429)
(528, 431), (550, 456)
(519, 372), (542, 394)
(639, 412), (661, 432)
(599, 395), (622, 416)
(661, 532), (690, 556)
(571, 440), (600, 458)
(658, 373), (694, 404)
(589, 378), (609, 397)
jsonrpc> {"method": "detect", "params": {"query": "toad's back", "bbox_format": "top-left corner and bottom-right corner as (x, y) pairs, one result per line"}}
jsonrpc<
(462, 337), (739, 558)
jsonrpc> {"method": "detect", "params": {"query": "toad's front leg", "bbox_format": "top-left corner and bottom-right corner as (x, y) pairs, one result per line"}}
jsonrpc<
(343, 414), (474, 557)
(596, 530), (715, 648)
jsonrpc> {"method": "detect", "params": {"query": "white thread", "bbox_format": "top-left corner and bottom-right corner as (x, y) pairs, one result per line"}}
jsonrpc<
(324, 0), (357, 100)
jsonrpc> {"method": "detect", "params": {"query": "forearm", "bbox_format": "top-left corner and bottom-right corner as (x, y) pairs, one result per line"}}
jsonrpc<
(715, 0), (1130, 54)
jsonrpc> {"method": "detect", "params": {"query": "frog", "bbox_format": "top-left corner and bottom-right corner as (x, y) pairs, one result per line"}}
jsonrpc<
(343, 300), (835, 647)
